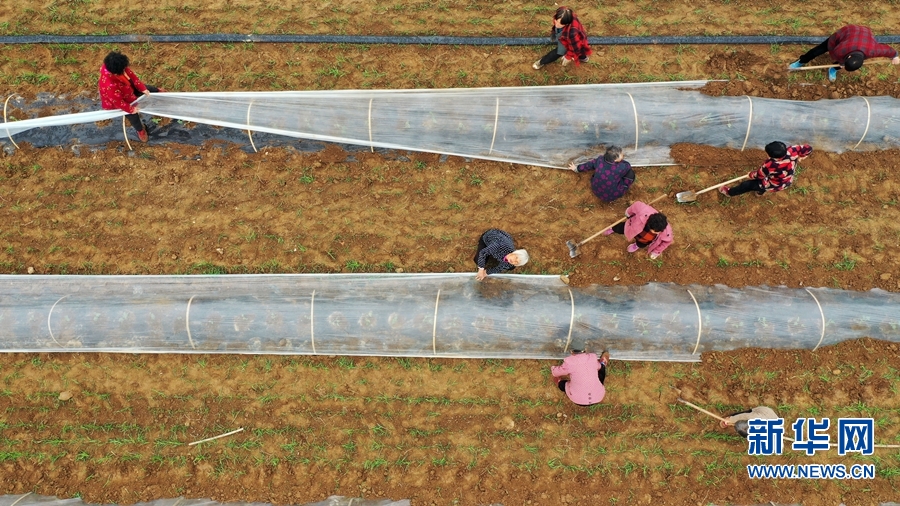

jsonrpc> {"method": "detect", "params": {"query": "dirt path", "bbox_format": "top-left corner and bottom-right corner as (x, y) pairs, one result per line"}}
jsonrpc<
(2, 140), (899, 294)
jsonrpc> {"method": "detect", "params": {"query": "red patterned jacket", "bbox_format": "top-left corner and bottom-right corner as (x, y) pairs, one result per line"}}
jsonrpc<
(749, 144), (813, 192)
(98, 64), (147, 113)
(828, 25), (898, 61)
(550, 12), (592, 64)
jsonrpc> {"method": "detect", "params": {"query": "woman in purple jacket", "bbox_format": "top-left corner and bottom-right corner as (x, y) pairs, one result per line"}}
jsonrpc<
(569, 145), (635, 203)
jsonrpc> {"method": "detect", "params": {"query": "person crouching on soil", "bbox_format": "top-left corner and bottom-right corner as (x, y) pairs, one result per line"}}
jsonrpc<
(551, 345), (609, 406)
(719, 141), (812, 197)
(603, 201), (672, 260)
(532, 6), (592, 70)
(473, 229), (529, 281)
(720, 406), (780, 438)
(98, 51), (164, 143)
(568, 145), (635, 203)
(789, 24), (900, 82)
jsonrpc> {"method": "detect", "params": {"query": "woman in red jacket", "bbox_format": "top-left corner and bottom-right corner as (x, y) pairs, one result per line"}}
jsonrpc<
(98, 51), (163, 142)
(533, 6), (592, 70)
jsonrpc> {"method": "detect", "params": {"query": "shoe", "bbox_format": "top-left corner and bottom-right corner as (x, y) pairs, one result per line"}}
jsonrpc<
(788, 60), (803, 70)
(602, 228), (614, 236)
(600, 350), (610, 366)
(626, 243), (639, 253)
(828, 67), (838, 82)
(580, 57), (590, 63)
(533, 60), (544, 70)
(137, 129), (148, 142)
(719, 186), (730, 196)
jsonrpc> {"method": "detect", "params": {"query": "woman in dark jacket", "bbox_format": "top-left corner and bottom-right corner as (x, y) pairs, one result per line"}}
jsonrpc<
(569, 145), (635, 202)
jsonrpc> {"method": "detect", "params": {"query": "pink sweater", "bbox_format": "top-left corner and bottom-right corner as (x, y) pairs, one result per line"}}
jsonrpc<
(551, 352), (605, 405)
(624, 201), (673, 256)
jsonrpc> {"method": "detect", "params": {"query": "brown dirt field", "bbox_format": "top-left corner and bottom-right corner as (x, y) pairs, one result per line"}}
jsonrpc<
(2, 1), (900, 505)
(4, 0), (900, 38)
(0, 340), (898, 506)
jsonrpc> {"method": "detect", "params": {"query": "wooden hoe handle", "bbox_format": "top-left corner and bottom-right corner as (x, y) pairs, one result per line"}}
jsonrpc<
(578, 193), (668, 247)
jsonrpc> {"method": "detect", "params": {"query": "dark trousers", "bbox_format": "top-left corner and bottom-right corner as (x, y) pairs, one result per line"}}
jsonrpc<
(539, 49), (563, 66)
(798, 39), (831, 64)
(125, 84), (160, 132)
(539, 48), (588, 66)
(558, 363), (606, 395)
(611, 221), (651, 248)
(725, 179), (766, 196)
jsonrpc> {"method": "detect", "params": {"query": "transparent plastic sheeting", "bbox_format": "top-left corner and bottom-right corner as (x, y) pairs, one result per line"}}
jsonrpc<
(8, 83), (900, 167)
(0, 495), (409, 506)
(2, 274), (899, 362)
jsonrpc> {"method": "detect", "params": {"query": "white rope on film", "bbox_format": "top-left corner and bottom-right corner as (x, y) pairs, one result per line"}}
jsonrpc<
(246, 102), (258, 153)
(489, 97), (499, 155)
(47, 294), (69, 346)
(563, 288), (575, 353)
(186, 295), (197, 349)
(626, 92), (638, 151)
(432, 289), (441, 355)
(310, 290), (316, 354)
(740, 95), (753, 152)
(688, 289), (702, 355)
(806, 288), (826, 351)
(4, 95), (21, 149)
(852, 96), (871, 150)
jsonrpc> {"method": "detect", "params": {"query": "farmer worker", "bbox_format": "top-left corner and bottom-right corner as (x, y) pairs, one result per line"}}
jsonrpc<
(603, 201), (672, 260)
(719, 141), (812, 197)
(568, 145), (635, 202)
(532, 6), (592, 70)
(473, 229), (529, 281)
(551, 343), (609, 406)
(789, 24), (900, 82)
(720, 406), (780, 439)
(98, 51), (164, 143)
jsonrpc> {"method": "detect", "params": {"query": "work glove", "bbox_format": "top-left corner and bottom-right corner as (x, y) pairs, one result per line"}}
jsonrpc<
(561, 56), (572, 67)
(650, 252), (660, 260)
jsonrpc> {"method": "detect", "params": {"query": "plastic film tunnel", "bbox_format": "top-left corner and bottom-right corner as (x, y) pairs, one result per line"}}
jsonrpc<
(6, 82), (900, 167)
(0, 494), (409, 506)
(3, 274), (899, 361)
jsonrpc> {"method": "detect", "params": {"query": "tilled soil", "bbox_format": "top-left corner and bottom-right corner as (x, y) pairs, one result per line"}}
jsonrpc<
(0, 339), (897, 506)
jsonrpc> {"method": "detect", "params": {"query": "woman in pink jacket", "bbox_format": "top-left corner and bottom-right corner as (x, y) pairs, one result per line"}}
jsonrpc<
(551, 348), (609, 406)
(603, 200), (673, 259)
(98, 51), (163, 142)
